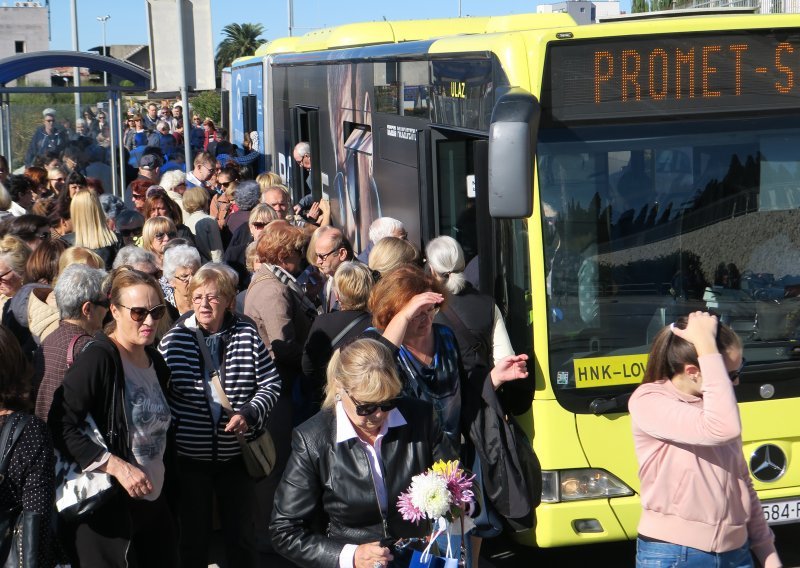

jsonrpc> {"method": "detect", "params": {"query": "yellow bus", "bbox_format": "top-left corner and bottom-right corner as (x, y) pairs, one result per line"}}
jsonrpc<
(253, 11), (800, 547)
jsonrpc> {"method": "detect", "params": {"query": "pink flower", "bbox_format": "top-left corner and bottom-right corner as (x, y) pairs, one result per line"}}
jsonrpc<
(432, 460), (476, 509)
(397, 490), (425, 524)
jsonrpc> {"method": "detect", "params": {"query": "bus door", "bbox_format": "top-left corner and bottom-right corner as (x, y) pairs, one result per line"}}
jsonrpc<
(428, 129), (495, 296)
(290, 106), (321, 204)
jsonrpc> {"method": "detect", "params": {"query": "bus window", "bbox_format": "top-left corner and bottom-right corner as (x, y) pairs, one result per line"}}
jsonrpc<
(538, 115), (800, 408)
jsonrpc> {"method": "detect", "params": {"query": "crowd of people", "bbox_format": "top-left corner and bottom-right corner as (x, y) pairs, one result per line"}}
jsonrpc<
(0, 100), (781, 568)
(0, 101), (535, 568)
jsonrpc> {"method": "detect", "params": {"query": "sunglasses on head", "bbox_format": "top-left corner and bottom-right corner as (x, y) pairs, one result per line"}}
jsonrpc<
(345, 391), (397, 416)
(117, 303), (166, 323)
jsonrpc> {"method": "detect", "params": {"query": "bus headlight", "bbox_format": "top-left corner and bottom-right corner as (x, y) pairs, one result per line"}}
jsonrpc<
(541, 469), (634, 503)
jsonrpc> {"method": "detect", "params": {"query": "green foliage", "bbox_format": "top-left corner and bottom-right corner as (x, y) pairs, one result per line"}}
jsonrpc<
(652, 0), (673, 9)
(190, 90), (221, 124)
(632, 0), (650, 11)
(214, 23), (268, 76)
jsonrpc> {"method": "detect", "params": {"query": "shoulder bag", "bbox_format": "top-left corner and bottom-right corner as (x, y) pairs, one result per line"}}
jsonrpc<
(195, 327), (276, 479)
(0, 412), (35, 568)
(54, 336), (119, 522)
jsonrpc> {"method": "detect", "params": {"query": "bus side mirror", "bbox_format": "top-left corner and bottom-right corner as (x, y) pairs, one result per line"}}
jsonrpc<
(488, 89), (541, 219)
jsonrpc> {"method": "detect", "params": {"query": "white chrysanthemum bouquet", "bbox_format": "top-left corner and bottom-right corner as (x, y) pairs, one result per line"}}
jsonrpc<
(396, 460), (475, 567)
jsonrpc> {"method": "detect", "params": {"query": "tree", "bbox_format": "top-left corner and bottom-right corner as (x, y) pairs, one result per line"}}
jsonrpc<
(190, 90), (221, 125)
(214, 23), (268, 76)
(632, 0), (650, 11)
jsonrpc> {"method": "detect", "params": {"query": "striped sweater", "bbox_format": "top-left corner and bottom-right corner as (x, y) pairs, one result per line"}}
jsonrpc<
(158, 312), (281, 461)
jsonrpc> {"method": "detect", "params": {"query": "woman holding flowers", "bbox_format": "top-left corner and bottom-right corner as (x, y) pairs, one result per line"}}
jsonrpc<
(270, 338), (456, 568)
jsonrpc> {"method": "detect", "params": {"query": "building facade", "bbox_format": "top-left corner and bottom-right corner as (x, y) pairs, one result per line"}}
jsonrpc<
(0, 2), (50, 86)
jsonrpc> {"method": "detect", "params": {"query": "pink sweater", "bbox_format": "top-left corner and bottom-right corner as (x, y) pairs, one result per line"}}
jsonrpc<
(629, 354), (780, 568)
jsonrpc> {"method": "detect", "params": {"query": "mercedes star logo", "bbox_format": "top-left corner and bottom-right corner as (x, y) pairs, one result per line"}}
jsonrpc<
(750, 444), (787, 482)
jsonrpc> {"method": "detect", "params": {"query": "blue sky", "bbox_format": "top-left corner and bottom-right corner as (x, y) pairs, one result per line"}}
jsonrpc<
(49, 0), (632, 52)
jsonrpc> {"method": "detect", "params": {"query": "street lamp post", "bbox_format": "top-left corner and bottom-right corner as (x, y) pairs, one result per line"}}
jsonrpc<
(97, 15), (110, 86)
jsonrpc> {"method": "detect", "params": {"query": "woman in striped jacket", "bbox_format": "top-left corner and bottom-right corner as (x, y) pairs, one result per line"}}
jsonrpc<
(158, 263), (281, 568)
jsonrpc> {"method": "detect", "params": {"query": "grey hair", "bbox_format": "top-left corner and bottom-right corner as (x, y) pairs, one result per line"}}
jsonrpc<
(159, 170), (186, 192)
(369, 217), (405, 245)
(294, 141), (310, 157)
(112, 245), (157, 270)
(162, 244), (201, 280)
(55, 264), (108, 320)
(156, 120), (169, 131)
(234, 180), (261, 211)
(425, 235), (466, 295)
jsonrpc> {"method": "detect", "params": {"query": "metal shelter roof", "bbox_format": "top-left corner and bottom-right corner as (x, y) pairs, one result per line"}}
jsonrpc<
(0, 51), (150, 93)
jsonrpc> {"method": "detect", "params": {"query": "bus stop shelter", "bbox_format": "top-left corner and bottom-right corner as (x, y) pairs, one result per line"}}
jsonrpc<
(0, 51), (151, 196)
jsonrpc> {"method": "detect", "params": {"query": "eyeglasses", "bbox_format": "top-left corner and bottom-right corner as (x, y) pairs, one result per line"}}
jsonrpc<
(200, 163), (215, 172)
(154, 231), (177, 241)
(0, 269), (17, 284)
(316, 248), (342, 262)
(132, 193), (146, 201)
(251, 221), (268, 230)
(295, 153), (309, 165)
(729, 358), (746, 382)
(191, 294), (221, 305)
(344, 391), (397, 416)
(173, 273), (193, 284)
(49, 177), (65, 183)
(116, 303), (166, 322)
(92, 298), (110, 309)
(219, 181), (233, 188)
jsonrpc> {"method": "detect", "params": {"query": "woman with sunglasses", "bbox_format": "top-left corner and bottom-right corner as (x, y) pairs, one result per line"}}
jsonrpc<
(141, 216), (177, 270)
(48, 266), (177, 566)
(629, 312), (780, 568)
(159, 263), (280, 568)
(271, 338), (454, 568)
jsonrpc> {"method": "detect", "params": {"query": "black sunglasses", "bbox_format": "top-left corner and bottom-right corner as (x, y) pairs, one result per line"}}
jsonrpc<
(251, 222), (268, 229)
(729, 358), (746, 382)
(116, 303), (167, 323)
(154, 231), (177, 240)
(345, 391), (397, 416)
(120, 227), (142, 237)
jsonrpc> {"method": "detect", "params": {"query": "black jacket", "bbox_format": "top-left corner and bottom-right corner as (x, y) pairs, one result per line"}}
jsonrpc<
(48, 332), (172, 469)
(270, 397), (455, 568)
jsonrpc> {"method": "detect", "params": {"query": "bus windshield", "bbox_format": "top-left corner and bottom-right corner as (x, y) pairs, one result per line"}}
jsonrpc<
(538, 115), (800, 411)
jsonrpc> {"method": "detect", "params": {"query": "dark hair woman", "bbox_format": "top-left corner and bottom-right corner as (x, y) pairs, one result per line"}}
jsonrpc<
(48, 267), (177, 566)
(0, 325), (56, 566)
(630, 311), (780, 568)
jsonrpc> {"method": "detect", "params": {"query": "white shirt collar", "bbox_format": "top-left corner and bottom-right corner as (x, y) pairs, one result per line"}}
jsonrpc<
(335, 400), (407, 444)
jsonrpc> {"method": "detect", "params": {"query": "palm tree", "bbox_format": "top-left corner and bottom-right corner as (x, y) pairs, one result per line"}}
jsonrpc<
(215, 23), (268, 75)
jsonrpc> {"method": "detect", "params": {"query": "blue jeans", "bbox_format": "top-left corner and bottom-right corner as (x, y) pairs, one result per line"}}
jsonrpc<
(636, 538), (754, 568)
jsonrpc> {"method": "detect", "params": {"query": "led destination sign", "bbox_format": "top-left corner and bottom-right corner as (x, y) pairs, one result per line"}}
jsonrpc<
(547, 31), (800, 121)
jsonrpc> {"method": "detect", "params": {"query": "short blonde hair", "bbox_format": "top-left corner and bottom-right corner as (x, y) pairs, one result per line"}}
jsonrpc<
(56, 246), (104, 279)
(249, 203), (280, 225)
(189, 262), (238, 305)
(182, 186), (209, 214)
(0, 235), (31, 279)
(322, 338), (402, 410)
(333, 261), (373, 311)
(141, 216), (176, 254)
(256, 172), (283, 193)
(368, 237), (420, 277)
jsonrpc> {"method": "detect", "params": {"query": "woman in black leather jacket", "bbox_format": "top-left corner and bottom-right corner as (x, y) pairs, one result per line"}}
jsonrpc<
(270, 338), (455, 568)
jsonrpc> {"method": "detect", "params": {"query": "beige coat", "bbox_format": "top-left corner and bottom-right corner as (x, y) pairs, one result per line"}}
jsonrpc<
(243, 267), (314, 383)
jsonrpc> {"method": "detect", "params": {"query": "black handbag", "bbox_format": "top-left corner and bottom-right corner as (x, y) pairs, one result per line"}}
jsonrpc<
(0, 413), (35, 568)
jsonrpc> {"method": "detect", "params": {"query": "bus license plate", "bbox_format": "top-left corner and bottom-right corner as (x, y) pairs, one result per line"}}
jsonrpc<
(761, 499), (800, 525)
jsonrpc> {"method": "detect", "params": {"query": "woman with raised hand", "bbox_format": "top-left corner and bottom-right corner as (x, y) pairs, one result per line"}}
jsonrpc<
(629, 311), (781, 568)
